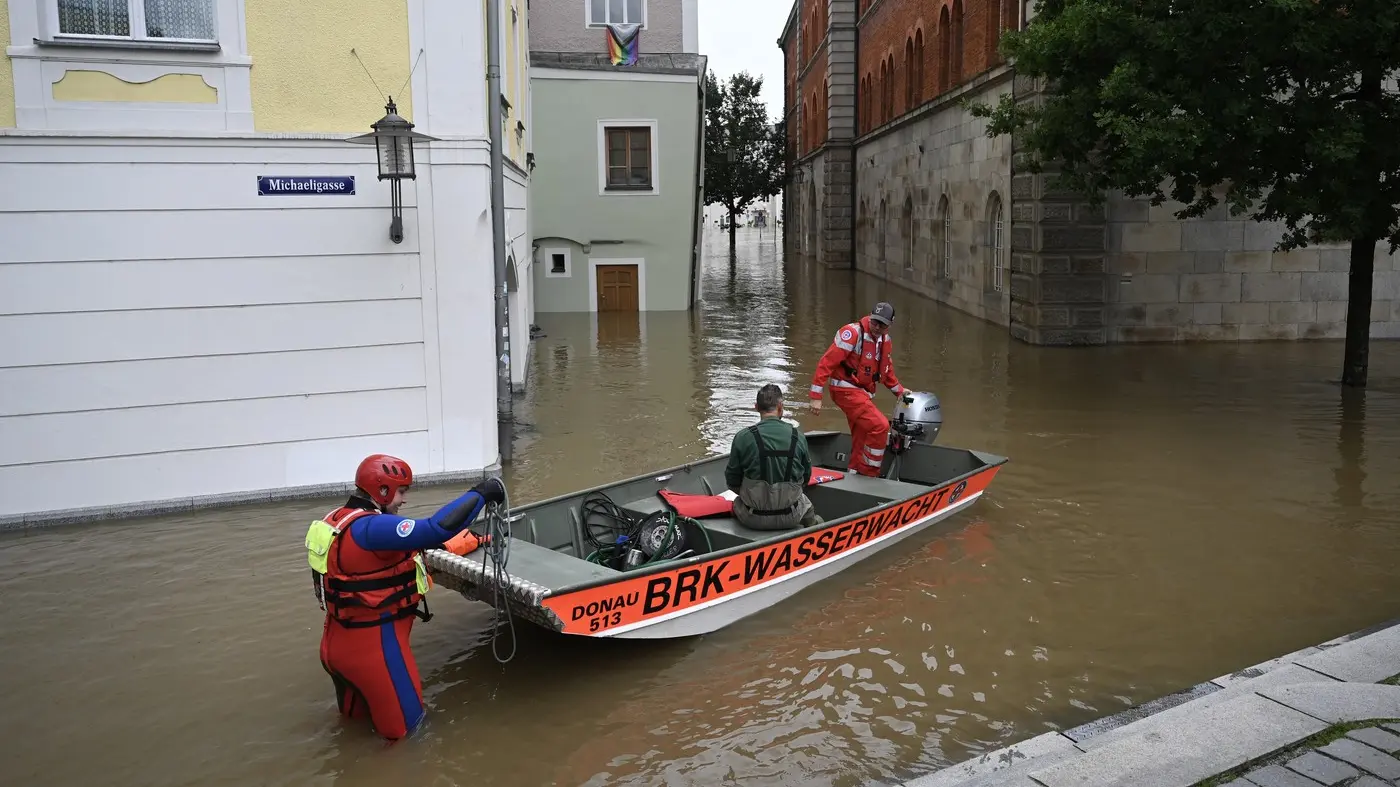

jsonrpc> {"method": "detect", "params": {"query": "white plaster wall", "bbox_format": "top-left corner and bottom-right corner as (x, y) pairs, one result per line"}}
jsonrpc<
(6, 0), (254, 133)
(506, 164), (534, 388)
(0, 0), (529, 523)
(411, 0), (532, 393)
(0, 136), (499, 521)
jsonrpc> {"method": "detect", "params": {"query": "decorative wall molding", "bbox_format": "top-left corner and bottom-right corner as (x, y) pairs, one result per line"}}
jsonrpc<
(7, 0), (253, 131)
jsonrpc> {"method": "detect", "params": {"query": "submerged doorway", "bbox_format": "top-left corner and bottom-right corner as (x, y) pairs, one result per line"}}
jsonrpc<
(595, 263), (640, 312)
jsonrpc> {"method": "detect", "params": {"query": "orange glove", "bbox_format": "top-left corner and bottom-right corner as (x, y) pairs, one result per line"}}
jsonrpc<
(443, 530), (490, 556)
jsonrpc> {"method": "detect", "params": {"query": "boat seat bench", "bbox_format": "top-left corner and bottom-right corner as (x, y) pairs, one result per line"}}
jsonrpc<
(817, 474), (932, 499)
(618, 473), (935, 549)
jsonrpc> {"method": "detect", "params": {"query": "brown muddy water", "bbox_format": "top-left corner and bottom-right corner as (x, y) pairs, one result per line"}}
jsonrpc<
(2, 227), (1399, 787)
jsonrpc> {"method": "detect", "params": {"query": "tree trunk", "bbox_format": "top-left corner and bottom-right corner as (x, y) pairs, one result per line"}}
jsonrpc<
(728, 207), (738, 255)
(1341, 234), (1375, 388)
(1341, 64), (1385, 389)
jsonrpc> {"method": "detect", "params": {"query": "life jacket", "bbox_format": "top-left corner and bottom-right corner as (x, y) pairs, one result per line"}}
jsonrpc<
(304, 506), (433, 628)
(836, 318), (888, 393)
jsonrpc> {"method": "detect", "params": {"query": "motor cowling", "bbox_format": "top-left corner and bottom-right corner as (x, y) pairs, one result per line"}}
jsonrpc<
(890, 390), (942, 447)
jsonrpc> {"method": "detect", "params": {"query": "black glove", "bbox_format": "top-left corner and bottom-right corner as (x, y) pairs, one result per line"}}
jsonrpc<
(473, 476), (507, 505)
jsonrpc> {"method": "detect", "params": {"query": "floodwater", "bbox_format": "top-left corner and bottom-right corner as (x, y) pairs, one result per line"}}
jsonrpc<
(3, 227), (1400, 787)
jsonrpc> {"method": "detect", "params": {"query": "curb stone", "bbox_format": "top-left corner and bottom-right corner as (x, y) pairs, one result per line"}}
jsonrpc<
(890, 617), (1400, 787)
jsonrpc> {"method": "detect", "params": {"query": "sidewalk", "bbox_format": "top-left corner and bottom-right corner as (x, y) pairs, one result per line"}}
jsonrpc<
(897, 618), (1400, 787)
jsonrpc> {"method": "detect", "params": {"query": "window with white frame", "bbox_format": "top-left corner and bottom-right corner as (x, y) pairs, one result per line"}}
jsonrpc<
(878, 198), (888, 264)
(545, 248), (572, 278)
(903, 195), (915, 272)
(55, 0), (218, 42)
(939, 196), (952, 278)
(588, 0), (645, 27)
(606, 127), (650, 188)
(988, 193), (1005, 293)
(597, 120), (659, 195)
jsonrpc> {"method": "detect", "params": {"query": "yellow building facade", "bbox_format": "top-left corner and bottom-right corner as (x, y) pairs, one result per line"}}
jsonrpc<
(0, 0), (535, 525)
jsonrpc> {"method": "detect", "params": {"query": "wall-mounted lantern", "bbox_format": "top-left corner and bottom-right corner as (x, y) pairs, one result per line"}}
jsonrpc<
(346, 97), (439, 244)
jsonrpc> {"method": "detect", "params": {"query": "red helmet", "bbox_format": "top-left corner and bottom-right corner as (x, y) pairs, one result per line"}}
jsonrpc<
(354, 454), (414, 508)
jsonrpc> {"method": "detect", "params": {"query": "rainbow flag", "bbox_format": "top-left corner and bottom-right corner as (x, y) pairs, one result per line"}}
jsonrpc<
(606, 23), (639, 66)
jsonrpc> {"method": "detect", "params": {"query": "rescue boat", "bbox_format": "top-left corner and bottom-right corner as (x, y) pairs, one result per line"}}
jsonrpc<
(424, 391), (1008, 640)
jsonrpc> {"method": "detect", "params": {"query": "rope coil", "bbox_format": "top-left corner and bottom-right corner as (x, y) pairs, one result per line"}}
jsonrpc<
(479, 484), (517, 664)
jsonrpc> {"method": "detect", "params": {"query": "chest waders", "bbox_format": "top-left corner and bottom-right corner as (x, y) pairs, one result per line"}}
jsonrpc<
(734, 423), (812, 531)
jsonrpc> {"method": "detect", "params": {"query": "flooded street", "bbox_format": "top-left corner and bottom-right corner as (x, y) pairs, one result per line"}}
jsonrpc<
(3, 227), (1400, 787)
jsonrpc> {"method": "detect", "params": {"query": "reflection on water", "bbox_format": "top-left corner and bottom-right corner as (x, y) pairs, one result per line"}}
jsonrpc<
(1, 227), (1399, 787)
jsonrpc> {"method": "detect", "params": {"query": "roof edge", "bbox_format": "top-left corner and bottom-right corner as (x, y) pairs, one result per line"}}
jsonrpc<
(529, 51), (707, 76)
(777, 0), (801, 48)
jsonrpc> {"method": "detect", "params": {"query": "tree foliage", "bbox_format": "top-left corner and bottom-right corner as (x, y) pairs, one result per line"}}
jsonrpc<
(971, 0), (1400, 386)
(704, 71), (785, 248)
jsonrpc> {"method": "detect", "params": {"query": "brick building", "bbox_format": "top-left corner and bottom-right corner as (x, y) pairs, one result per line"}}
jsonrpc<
(778, 0), (1400, 344)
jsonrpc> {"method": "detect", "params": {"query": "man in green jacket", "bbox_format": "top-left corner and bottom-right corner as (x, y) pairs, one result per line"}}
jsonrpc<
(724, 384), (823, 530)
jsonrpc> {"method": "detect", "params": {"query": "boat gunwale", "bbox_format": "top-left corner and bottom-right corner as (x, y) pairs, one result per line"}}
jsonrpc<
(528, 442), (1010, 600)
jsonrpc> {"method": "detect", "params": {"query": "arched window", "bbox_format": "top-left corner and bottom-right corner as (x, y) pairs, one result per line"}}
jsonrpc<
(851, 76), (862, 131)
(806, 99), (817, 151)
(952, 0), (965, 84)
(939, 195), (952, 278)
(878, 198), (888, 265)
(903, 195), (915, 272)
(987, 192), (1005, 292)
(988, 0), (1003, 64)
(879, 60), (888, 124)
(938, 7), (951, 92)
(866, 74), (873, 129)
(904, 37), (915, 110)
(886, 54), (895, 119)
(867, 74), (874, 130)
(913, 29), (925, 104)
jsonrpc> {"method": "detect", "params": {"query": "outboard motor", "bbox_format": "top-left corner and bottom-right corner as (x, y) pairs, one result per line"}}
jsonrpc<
(883, 391), (942, 479)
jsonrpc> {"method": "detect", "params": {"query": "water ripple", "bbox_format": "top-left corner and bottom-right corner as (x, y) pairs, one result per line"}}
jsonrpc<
(2, 229), (1400, 787)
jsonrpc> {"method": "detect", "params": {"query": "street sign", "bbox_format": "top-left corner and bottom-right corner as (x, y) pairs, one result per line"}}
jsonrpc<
(256, 175), (356, 196)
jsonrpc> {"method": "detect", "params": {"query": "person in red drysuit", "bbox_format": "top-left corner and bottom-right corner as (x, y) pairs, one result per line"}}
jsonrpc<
(809, 302), (906, 477)
(306, 454), (506, 741)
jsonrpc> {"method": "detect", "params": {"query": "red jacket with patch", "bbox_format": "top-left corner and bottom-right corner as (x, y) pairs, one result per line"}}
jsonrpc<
(810, 316), (905, 399)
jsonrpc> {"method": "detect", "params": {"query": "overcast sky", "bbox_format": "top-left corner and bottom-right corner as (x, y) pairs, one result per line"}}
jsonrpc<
(697, 0), (792, 121)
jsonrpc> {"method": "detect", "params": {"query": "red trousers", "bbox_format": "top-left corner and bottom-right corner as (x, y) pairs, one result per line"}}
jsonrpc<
(832, 386), (889, 477)
(319, 614), (425, 741)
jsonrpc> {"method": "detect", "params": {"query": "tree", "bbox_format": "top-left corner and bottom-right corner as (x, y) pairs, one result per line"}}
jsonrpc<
(705, 71), (786, 254)
(970, 0), (1400, 387)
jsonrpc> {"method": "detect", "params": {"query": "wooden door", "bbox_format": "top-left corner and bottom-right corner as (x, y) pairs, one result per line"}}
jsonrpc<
(596, 264), (639, 312)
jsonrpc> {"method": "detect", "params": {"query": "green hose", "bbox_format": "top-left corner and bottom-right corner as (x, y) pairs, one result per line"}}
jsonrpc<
(585, 512), (717, 571)
(641, 512), (680, 565)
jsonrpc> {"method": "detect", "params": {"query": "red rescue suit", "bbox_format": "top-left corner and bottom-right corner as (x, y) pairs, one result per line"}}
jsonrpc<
(314, 505), (434, 741)
(810, 316), (905, 476)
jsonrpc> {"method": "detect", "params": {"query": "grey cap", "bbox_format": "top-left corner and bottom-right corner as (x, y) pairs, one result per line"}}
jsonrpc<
(871, 302), (895, 325)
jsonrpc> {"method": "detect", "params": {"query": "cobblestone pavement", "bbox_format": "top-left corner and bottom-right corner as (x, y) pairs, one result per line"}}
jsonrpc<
(891, 618), (1400, 787)
(1219, 721), (1400, 786)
